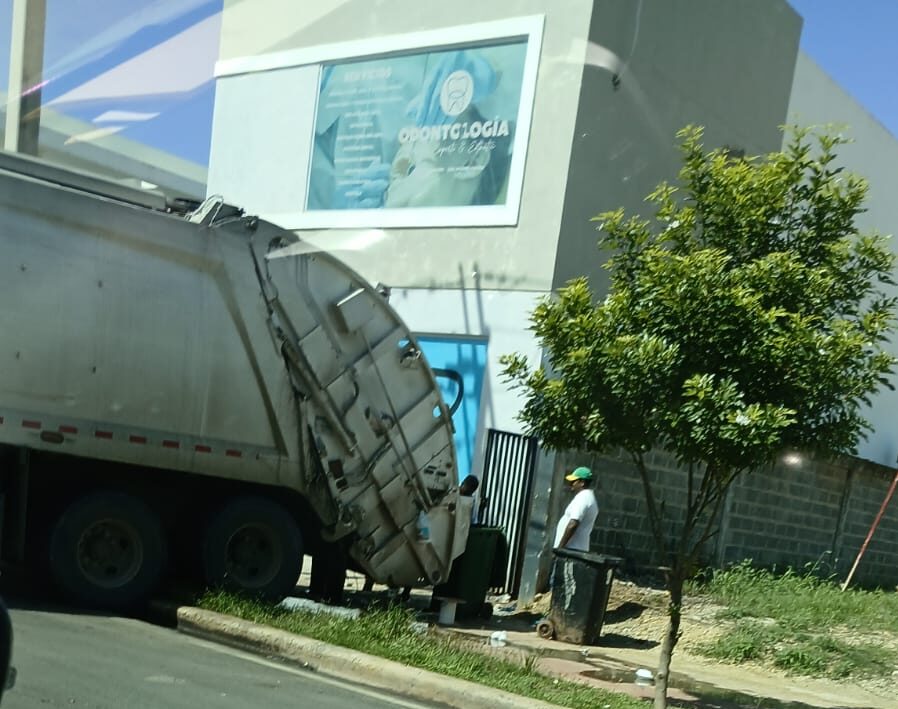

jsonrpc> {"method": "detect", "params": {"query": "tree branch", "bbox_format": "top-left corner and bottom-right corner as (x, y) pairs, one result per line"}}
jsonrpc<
(686, 461), (695, 519)
(689, 469), (740, 557)
(633, 450), (668, 562)
(678, 463), (716, 555)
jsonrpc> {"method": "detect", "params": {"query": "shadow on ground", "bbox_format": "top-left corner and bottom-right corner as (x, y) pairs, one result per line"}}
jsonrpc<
(603, 600), (647, 624)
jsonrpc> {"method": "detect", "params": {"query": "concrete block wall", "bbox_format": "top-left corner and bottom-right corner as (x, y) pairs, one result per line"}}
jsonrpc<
(838, 461), (898, 587)
(538, 448), (898, 589)
(717, 459), (847, 571)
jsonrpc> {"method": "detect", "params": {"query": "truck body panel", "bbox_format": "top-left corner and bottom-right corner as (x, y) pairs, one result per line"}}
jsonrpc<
(0, 150), (468, 589)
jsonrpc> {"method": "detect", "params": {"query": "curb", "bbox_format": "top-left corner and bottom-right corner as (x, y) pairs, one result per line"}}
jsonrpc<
(176, 607), (565, 709)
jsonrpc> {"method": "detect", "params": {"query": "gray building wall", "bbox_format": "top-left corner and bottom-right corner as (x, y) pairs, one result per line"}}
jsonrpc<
(785, 51), (898, 468)
(553, 0), (802, 292)
(217, 0), (595, 293)
(216, 0), (803, 295)
(210, 0), (811, 446)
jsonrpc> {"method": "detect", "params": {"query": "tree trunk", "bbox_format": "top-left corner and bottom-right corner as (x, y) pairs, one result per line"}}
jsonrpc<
(653, 569), (684, 709)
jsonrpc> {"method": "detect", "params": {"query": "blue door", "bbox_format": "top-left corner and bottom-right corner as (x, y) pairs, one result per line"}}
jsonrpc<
(416, 336), (488, 481)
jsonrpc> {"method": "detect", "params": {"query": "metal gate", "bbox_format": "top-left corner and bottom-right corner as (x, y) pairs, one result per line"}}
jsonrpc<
(478, 428), (538, 598)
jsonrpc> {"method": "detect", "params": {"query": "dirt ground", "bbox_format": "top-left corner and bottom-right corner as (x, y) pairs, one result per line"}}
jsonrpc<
(518, 577), (898, 707)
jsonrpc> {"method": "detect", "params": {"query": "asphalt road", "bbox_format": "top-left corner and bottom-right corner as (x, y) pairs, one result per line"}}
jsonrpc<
(6, 605), (437, 709)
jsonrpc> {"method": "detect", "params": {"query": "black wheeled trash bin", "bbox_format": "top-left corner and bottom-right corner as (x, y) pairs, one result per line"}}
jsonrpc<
(433, 526), (506, 620)
(542, 549), (622, 645)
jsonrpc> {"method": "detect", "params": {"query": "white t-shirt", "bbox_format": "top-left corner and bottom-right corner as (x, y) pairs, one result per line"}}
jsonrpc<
(553, 489), (598, 551)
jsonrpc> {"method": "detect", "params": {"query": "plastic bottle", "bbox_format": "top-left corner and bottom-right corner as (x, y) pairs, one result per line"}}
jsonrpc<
(417, 510), (431, 541)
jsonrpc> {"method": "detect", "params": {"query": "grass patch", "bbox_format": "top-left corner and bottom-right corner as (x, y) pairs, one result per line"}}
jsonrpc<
(689, 560), (898, 632)
(199, 591), (645, 709)
(691, 561), (898, 679)
(772, 635), (894, 679)
(698, 620), (786, 663)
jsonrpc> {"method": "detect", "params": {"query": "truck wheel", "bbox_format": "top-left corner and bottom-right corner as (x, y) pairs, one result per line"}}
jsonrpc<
(49, 492), (167, 609)
(202, 497), (303, 601)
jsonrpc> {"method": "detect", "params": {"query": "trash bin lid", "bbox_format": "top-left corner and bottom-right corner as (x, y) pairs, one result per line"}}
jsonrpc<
(552, 548), (623, 566)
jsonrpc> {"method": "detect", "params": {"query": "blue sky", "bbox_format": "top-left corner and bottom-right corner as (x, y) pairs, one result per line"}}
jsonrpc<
(789, 0), (898, 138)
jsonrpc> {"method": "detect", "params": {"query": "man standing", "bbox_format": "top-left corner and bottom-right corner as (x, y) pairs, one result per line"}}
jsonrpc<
(553, 467), (598, 551)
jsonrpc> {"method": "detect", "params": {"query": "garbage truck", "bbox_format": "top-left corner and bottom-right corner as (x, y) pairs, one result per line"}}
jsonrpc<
(0, 150), (471, 607)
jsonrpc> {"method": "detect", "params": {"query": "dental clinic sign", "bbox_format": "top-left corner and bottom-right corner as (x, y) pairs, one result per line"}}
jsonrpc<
(304, 17), (543, 228)
(396, 68), (511, 144)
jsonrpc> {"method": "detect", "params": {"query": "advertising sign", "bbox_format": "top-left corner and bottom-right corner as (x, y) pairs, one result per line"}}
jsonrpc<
(307, 39), (529, 216)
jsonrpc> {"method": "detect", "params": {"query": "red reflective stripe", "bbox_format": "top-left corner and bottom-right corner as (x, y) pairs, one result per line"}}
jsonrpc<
(162, 440), (180, 449)
(129, 435), (147, 444)
(22, 420), (41, 429)
(59, 425), (78, 434)
(225, 449), (242, 458)
(195, 444), (212, 454)
(95, 430), (113, 439)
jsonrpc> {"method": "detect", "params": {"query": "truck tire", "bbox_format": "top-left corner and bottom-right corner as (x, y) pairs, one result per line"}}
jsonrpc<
(49, 491), (167, 609)
(202, 497), (303, 601)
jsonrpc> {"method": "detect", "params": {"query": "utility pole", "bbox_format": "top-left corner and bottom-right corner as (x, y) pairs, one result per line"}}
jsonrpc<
(4, 0), (46, 155)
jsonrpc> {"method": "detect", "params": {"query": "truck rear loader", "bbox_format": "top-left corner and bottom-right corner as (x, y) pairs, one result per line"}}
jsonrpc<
(0, 151), (470, 607)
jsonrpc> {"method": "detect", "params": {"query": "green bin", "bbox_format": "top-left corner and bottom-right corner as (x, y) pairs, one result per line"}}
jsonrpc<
(433, 526), (506, 619)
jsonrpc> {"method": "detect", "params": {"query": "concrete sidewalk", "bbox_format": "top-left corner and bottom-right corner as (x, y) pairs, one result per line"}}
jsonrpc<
(335, 564), (893, 709)
(176, 562), (892, 709)
(425, 581), (895, 709)
(445, 619), (893, 709)
(176, 605), (563, 709)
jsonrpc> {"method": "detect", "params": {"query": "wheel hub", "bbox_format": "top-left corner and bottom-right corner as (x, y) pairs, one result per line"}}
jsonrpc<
(225, 524), (281, 589)
(77, 519), (143, 588)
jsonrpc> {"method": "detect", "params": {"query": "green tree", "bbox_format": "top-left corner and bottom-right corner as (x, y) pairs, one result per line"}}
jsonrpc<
(502, 126), (896, 709)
